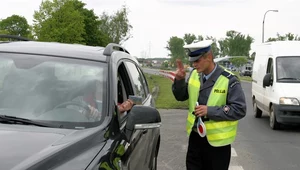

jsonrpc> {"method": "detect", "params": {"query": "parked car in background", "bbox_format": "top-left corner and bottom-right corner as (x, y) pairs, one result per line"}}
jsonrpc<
(240, 65), (252, 77)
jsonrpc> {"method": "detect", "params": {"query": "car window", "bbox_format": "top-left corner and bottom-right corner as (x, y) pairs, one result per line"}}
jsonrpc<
(124, 61), (147, 99)
(277, 56), (300, 81)
(267, 58), (273, 74)
(116, 62), (133, 125)
(0, 53), (107, 129)
(136, 65), (149, 95)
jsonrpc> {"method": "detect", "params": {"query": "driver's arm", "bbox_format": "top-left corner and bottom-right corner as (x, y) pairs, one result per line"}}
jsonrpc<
(118, 99), (134, 113)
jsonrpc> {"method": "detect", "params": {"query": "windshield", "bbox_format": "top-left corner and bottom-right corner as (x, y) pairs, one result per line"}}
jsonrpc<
(0, 53), (107, 129)
(276, 56), (300, 82)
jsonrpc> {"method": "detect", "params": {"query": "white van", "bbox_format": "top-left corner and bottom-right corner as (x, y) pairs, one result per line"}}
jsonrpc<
(252, 41), (300, 130)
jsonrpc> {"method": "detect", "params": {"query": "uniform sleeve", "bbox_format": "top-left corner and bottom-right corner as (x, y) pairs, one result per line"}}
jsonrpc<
(206, 76), (247, 121)
(172, 78), (189, 101)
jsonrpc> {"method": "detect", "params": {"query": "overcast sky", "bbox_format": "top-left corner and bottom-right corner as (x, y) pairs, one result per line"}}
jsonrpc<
(1, 0), (299, 58)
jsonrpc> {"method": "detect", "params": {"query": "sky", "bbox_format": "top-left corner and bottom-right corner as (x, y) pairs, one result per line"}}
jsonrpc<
(1, 0), (300, 58)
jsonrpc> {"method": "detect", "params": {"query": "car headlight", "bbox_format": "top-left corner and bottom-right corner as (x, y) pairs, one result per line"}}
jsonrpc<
(279, 97), (300, 105)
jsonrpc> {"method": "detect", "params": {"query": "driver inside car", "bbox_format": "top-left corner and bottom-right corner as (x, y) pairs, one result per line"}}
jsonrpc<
(68, 80), (102, 120)
(69, 79), (134, 121)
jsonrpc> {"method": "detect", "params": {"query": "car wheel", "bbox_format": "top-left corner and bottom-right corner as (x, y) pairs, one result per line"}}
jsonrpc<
(253, 99), (262, 118)
(270, 105), (280, 130)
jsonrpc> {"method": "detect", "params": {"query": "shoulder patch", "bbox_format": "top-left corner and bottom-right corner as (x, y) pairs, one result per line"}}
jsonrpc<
(221, 71), (234, 79)
(230, 81), (240, 88)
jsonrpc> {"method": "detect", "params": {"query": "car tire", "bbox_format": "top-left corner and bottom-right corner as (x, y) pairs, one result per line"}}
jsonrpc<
(270, 105), (280, 130)
(253, 99), (262, 118)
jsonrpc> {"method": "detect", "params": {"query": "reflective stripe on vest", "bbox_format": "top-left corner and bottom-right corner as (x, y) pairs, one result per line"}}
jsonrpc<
(187, 69), (238, 147)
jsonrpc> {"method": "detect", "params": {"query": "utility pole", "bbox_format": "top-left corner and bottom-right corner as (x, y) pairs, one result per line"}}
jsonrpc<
(149, 41), (151, 58)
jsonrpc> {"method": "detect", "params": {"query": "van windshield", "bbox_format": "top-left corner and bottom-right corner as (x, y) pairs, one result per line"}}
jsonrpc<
(277, 57), (300, 82)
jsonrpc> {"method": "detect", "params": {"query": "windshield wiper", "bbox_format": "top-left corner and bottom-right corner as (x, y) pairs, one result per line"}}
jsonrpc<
(0, 115), (60, 128)
(278, 77), (300, 81)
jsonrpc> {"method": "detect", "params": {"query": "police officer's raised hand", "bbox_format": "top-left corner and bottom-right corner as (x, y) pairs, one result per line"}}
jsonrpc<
(175, 59), (186, 80)
(194, 105), (208, 117)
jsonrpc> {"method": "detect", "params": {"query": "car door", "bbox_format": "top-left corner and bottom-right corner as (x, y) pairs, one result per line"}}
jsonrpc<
(263, 57), (274, 112)
(117, 61), (155, 170)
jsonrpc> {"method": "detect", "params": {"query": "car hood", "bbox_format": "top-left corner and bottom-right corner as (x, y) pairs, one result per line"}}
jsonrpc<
(0, 124), (107, 170)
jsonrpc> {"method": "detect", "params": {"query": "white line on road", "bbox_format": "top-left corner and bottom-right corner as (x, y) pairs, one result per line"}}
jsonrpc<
(231, 148), (238, 157)
(229, 166), (244, 170)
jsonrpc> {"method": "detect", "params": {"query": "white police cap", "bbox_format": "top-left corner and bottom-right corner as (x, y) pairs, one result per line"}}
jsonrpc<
(183, 40), (213, 62)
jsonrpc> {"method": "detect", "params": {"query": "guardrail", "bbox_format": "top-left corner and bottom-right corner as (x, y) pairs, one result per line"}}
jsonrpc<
(158, 70), (175, 82)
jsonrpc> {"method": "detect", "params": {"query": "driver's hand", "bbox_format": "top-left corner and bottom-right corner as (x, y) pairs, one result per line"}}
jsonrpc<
(87, 105), (100, 119)
(119, 99), (134, 113)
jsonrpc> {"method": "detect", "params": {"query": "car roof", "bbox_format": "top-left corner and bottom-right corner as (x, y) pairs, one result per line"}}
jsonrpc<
(0, 41), (108, 62)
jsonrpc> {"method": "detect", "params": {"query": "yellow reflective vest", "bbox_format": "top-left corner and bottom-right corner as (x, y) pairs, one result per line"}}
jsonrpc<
(187, 69), (238, 147)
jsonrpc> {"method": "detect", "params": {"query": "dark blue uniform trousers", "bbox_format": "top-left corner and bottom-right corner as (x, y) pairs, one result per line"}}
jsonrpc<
(186, 130), (231, 170)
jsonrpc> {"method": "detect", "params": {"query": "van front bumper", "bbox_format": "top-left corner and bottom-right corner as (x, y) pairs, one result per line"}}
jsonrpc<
(274, 104), (300, 124)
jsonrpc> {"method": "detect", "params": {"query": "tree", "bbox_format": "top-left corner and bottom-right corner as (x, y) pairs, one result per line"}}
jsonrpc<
(100, 5), (132, 44)
(166, 33), (220, 66)
(33, 0), (85, 44)
(205, 36), (220, 57)
(0, 29), (9, 34)
(166, 36), (187, 65)
(197, 35), (204, 41)
(218, 30), (253, 57)
(72, 0), (110, 46)
(229, 57), (248, 68)
(183, 33), (196, 45)
(0, 15), (31, 37)
(267, 32), (300, 42)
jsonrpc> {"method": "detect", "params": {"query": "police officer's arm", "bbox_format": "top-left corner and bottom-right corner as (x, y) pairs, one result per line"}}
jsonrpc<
(172, 78), (189, 101)
(207, 77), (247, 121)
(172, 59), (189, 101)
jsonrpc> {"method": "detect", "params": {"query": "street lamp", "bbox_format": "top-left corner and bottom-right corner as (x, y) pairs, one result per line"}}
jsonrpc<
(262, 10), (279, 43)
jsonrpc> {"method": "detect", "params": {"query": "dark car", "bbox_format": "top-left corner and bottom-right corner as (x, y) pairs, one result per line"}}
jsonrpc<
(0, 35), (161, 170)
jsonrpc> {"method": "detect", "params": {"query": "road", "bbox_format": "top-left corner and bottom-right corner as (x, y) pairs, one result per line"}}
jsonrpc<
(157, 81), (300, 170)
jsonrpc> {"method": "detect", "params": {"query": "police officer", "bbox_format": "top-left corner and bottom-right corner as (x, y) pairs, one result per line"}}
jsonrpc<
(172, 40), (247, 170)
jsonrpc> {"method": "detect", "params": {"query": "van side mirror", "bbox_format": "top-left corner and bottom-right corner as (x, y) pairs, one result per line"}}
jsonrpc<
(263, 73), (273, 88)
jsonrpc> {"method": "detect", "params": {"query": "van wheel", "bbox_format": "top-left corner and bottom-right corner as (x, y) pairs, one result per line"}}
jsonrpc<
(270, 106), (280, 130)
(253, 99), (262, 118)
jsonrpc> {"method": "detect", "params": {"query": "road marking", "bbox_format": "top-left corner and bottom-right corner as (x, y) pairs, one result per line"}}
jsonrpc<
(231, 148), (238, 157)
(229, 166), (244, 170)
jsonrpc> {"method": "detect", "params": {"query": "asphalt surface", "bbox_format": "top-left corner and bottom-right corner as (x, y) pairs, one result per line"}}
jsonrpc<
(157, 81), (300, 170)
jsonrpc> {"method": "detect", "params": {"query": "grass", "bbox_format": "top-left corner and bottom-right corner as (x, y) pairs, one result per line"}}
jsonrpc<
(145, 74), (188, 109)
(232, 71), (253, 82)
(145, 71), (251, 109)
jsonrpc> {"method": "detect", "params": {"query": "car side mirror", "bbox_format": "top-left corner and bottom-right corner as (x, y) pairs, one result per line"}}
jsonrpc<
(263, 73), (273, 88)
(125, 105), (161, 141)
